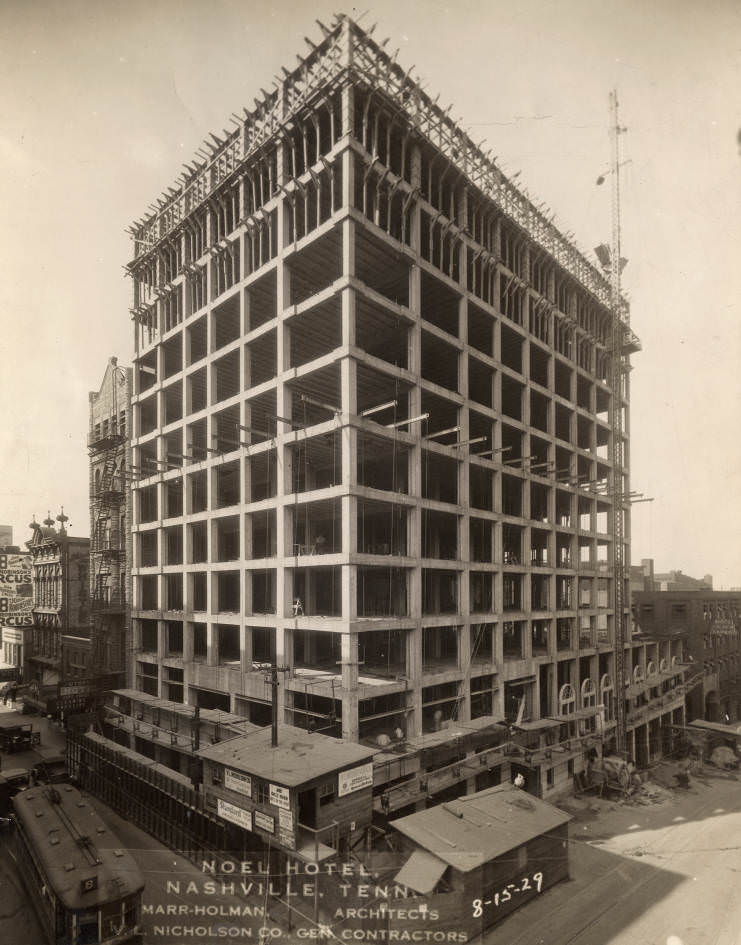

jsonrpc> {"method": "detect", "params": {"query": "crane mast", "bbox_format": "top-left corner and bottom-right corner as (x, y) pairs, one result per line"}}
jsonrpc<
(609, 90), (627, 754)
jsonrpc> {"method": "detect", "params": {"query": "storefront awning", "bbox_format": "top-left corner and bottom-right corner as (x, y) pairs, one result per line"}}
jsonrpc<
(394, 849), (448, 895)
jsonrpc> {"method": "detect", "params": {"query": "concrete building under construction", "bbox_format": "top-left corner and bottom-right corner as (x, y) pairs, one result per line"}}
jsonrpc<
(126, 15), (682, 802)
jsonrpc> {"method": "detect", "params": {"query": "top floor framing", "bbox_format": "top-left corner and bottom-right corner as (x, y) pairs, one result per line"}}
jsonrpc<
(127, 15), (639, 359)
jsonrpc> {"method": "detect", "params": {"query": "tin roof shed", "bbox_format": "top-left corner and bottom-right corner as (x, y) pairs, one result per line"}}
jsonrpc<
(391, 785), (571, 874)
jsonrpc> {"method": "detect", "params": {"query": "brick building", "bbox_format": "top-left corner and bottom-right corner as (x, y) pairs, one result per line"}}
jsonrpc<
(25, 515), (89, 690)
(633, 591), (741, 723)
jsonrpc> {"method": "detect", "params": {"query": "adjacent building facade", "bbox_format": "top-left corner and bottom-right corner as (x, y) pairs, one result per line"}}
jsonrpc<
(630, 559), (713, 594)
(89, 357), (132, 681)
(633, 590), (741, 724)
(653, 570), (713, 592)
(120, 15), (679, 802)
(25, 515), (90, 698)
(0, 549), (32, 669)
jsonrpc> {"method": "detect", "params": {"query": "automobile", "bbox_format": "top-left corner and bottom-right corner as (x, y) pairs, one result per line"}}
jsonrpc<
(0, 716), (40, 753)
(31, 748), (67, 784)
(0, 768), (29, 813)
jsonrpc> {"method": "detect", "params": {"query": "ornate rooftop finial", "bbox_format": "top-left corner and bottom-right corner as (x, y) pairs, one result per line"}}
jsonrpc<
(56, 506), (69, 535)
(43, 511), (55, 529)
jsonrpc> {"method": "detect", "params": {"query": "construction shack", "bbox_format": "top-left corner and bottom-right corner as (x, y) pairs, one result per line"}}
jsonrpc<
(389, 784), (571, 938)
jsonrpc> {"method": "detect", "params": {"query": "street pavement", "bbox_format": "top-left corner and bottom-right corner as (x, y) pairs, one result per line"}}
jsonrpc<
(0, 698), (67, 762)
(490, 764), (741, 945)
(0, 847), (41, 945)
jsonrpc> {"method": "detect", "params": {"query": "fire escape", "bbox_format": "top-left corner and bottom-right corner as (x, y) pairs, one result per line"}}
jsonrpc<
(88, 414), (127, 697)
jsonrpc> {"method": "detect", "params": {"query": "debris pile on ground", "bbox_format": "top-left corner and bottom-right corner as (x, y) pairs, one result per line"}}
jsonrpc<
(710, 745), (739, 769)
(629, 779), (675, 804)
(561, 754), (736, 819)
(647, 762), (683, 789)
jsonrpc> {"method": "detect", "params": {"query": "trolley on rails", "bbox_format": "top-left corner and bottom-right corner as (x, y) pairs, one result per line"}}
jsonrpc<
(12, 784), (145, 945)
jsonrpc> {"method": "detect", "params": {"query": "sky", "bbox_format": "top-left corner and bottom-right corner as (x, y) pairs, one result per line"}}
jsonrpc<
(0, 0), (739, 584)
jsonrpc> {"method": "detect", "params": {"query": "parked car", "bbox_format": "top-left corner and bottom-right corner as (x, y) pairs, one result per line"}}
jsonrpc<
(31, 749), (67, 784)
(0, 716), (40, 753)
(0, 768), (29, 813)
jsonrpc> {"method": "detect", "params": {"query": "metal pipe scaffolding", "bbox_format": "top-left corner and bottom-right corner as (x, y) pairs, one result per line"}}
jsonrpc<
(360, 400), (397, 417)
(386, 412), (429, 429)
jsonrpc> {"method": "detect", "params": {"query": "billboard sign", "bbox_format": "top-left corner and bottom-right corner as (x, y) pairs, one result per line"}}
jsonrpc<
(269, 783), (290, 811)
(217, 798), (253, 831)
(253, 810), (275, 834)
(338, 761), (374, 797)
(224, 768), (252, 798)
(0, 553), (32, 628)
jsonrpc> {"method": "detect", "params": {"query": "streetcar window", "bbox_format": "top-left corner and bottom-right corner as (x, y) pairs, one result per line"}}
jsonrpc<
(77, 910), (99, 944)
(101, 900), (127, 940)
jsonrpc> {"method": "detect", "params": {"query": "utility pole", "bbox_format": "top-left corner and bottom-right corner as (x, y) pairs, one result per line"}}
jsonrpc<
(190, 705), (201, 791)
(261, 663), (289, 747)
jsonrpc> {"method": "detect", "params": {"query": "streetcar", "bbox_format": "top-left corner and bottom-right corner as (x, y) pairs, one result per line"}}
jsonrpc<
(13, 784), (145, 944)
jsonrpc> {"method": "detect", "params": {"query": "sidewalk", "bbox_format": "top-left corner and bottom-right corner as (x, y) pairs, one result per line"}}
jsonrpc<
(0, 835), (43, 945)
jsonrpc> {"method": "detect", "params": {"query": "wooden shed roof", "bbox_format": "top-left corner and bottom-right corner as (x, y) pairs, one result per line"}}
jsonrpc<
(391, 785), (571, 873)
(198, 724), (376, 787)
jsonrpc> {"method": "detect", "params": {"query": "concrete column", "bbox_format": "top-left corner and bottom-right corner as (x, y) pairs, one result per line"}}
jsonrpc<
(339, 58), (354, 127)
(405, 142), (424, 739)
(341, 632), (359, 740)
(341, 218), (358, 551)
(238, 177), (249, 281)
(340, 202), (359, 735)
(407, 627), (423, 738)
(457, 636), (472, 723)
(206, 622), (217, 667)
(183, 621), (194, 663)
(272, 139), (291, 724)
(156, 618), (166, 697)
(205, 205), (214, 303)
(341, 419), (358, 615)
(240, 624), (252, 674)
(458, 288), (472, 722)
(232, 328), (249, 669)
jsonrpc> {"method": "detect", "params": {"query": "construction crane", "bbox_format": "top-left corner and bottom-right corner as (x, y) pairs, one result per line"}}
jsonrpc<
(596, 91), (644, 754)
(606, 90), (629, 754)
